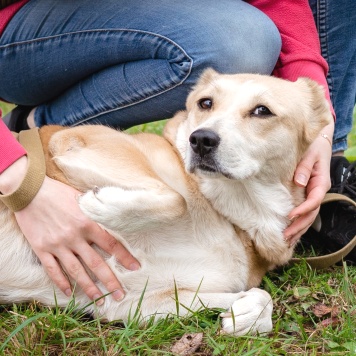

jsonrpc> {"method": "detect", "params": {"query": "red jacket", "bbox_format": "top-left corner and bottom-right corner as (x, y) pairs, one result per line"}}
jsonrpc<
(0, 0), (333, 173)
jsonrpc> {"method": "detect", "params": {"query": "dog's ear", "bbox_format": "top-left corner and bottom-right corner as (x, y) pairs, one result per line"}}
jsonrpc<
(163, 110), (187, 146)
(296, 77), (333, 145)
(197, 68), (220, 86)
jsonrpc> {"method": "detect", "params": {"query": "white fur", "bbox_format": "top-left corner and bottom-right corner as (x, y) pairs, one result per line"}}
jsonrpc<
(0, 71), (332, 336)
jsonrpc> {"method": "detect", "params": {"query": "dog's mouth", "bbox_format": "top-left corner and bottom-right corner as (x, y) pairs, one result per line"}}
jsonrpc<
(196, 163), (217, 173)
(189, 157), (233, 179)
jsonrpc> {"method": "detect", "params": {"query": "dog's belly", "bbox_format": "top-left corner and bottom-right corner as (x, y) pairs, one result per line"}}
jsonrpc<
(0, 198), (251, 316)
(92, 232), (251, 322)
(110, 221), (250, 296)
(125, 252), (249, 294)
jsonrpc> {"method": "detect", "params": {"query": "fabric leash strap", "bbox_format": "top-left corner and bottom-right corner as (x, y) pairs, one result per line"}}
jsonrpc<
(0, 128), (46, 211)
(290, 193), (356, 269)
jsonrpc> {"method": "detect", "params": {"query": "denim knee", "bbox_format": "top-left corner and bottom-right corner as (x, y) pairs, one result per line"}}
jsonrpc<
(180, 2), (281, 83)
(0, 0), (282, 128)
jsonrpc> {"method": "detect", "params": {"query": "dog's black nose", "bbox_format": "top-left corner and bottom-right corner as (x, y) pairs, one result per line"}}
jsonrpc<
(189, 129), (220, 157)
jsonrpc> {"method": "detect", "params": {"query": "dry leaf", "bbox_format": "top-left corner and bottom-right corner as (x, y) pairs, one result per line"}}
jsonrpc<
(330, 305), (340, 318)
(170, 332), (203, 355)
(313, 303), (332, 317)
(313, 303), (340, 318)
(318, 317), (340, 328)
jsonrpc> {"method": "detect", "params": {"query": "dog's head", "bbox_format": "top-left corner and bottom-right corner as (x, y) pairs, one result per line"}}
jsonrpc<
(164, 69), (332, 182)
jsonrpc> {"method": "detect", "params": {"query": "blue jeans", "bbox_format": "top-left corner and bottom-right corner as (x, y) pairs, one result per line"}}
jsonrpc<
(309, 0), (356, 153)
(0, 0), (281, 129)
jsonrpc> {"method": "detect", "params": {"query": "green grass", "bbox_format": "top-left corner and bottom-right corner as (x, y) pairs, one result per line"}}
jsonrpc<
(1, 102), (356, 354)
(0, 262), (355, 355)
(345, 107), (356, 161)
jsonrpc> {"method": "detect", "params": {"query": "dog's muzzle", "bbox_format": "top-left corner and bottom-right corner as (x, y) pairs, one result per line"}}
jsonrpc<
(189, 129), (220, 157)
(189, 129), (221, 173)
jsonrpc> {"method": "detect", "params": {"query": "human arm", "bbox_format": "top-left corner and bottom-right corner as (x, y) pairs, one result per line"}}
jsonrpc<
(0, 0), (29, 36)
(0, 117), (27, 171)
(0, 120), (140, 303)
(246, 0), (332, 111)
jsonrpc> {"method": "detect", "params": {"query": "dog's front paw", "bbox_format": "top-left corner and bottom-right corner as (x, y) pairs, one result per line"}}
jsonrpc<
(78, 186), (123, 229)
(220, 288), (273, 336)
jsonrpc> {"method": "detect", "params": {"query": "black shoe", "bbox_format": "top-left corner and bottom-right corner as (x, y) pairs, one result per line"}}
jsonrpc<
(329, 156), (356, 199)
(297, 201), (356, 265)
(297, 157), (356, 265)
(2, 105), (32, 132)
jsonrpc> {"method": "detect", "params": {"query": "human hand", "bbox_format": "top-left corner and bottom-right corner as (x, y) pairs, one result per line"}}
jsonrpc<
(12, 170), (140, 304)
(284, 122), (334, 246)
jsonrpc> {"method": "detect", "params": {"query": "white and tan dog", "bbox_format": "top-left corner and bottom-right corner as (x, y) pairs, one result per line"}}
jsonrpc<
(0, 70), (331, 336)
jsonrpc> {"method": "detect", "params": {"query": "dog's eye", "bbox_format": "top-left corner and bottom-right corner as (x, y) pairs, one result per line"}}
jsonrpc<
(198, 98), (213, 110)
(251, 105), (273, 117)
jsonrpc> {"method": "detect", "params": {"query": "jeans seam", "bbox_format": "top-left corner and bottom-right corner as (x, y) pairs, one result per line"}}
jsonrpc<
(315, 0), (334, 101)
(1, 28), (191, 52)
(0, 29), (193, 125)
(70, 75), (191, 126)
(72, 32), (193, 125)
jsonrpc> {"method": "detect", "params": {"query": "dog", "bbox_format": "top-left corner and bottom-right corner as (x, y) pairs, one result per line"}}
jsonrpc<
(0, 69), (332, 336)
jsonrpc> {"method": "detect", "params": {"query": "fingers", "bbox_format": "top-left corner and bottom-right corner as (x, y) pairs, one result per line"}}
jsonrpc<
(40, 249), (109, 304)
(43, 244), (126, 304)
(285, 182), (324, 245)
(294, 159), (313, 187)
(72, 225), (141, 303)
(284, 206), (319, 246)
(287, 138), (332, 246)
(53, 226), (135, 303)
(73, 243), (126, 303)
(40, 253), (72, 297)
(284, 188), (322, 245)
(288, 184), (325, 220)
(95, 228), (140, 271)
(13, 177), (141, 305)
(59, 224), (139, 303)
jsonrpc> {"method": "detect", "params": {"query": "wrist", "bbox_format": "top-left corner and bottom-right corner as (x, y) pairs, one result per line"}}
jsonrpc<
(319, 122), (334, 148)
(0, 155), (28, 194)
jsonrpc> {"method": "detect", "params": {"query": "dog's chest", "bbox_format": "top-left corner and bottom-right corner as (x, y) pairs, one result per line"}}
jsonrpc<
(119, 211), (250, 293)
(200, 179), (293, 233)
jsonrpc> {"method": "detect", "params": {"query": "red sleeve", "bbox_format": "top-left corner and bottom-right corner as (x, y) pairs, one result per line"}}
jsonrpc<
(0, 0), (29, 36)
(0, 112), (27, 173)
(247, 0), (334, 116)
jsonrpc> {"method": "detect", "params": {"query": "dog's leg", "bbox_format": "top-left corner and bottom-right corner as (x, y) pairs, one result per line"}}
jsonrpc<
(106, 288), (272, 337)
(219, 288), (273, 336)
(182, 288), (273, 336)
(78, 185), (187, 233)
(180, 289), (273, 336)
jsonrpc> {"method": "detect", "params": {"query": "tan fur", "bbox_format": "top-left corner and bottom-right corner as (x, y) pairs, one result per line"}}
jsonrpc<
(40, 125), (69, 184)
(0, 70), (332, 336)
(236, 227), (271, 290)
